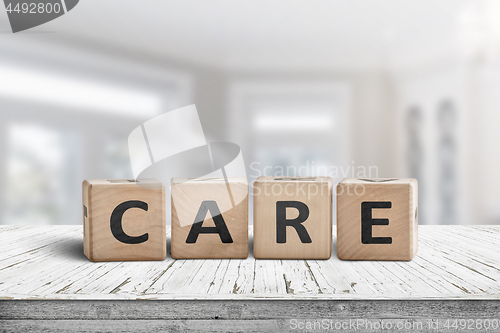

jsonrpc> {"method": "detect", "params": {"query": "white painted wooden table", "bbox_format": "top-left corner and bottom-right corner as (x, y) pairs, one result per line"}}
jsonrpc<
(1, 225), (500, 332)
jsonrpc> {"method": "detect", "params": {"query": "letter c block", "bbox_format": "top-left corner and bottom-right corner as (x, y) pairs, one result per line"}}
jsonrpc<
(82, 179), (166, 262)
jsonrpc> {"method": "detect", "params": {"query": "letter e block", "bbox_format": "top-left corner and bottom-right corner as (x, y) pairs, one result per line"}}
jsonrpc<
(171, 177), (248, 259)
(253, 177), (333, 259)
(337, 178), (418, 260)
(82, 179), (166, 262)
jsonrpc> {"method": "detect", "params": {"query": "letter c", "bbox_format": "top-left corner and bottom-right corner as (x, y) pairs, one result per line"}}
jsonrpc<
(110, 200), (149, 244)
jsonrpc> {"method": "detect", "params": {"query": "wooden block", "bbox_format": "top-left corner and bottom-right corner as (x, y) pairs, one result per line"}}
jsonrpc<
(171, 177), (248, 259)
(82, 179), (166, 262)
(336, 178), (418, 261)
(253, 177), (333, 259)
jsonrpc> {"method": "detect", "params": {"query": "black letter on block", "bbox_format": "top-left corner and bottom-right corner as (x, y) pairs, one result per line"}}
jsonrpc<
(186, 200), (233, 243)
(276, 201), (312, 243)
(361, 201), (392, 244)
(110, 200), (149, 244)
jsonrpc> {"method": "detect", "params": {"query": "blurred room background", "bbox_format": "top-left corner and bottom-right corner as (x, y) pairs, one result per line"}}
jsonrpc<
(0, 0), (499, 225)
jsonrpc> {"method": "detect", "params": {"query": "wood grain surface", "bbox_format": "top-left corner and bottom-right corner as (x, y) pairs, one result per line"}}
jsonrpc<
(1, 225), (499, 300)
(1, 300), (500, 332)
(1, 225), (500, 331)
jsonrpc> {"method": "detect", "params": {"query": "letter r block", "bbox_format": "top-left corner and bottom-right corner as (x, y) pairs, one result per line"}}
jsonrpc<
(171, 177), (248, 259)
(253, 177), (333, 259)
(336, 178), (418, 260)
(82, 179), (166, 262)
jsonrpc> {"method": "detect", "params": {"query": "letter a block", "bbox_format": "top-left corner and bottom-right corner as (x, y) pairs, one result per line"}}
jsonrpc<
(253, 177), (333, 259)
(82, 179), (166, 262)
(337, 178), (418, 261)
(171, 177), (248, 259)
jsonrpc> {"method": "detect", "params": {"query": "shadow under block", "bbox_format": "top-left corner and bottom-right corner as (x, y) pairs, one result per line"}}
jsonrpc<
(336, 178), (418, 261)
(82, 179), (166, 262)
(253, 177), (333, 259)
(171, 177), (249, 259)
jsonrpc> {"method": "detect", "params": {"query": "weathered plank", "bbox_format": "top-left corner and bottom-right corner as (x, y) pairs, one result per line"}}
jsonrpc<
(1, 226), (500, 300)
(2, 300), (500, 320)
